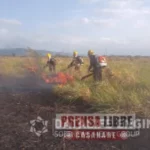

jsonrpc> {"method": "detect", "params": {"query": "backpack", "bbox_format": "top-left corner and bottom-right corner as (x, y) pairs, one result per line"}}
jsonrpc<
(97, 56), (107, 67)
(76, 56), (84, 65)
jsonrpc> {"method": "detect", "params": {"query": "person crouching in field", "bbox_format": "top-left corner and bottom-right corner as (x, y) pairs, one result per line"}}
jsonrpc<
(87, 50), (102, 81)
(68, 51), (84, 71)
(44, 53), (56, 73)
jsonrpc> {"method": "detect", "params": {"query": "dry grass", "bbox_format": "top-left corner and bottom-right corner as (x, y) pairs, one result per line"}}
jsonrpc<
(0, 55), (150, 116)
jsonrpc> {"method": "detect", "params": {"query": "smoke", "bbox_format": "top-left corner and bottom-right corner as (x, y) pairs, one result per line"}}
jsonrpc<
(0, 48), (51, 91)
(0, 48), (74, 92)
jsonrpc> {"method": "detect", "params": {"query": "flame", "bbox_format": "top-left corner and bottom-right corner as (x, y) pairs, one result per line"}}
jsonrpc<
(24, 65), (74, 85)
(42, 72), (74, 85)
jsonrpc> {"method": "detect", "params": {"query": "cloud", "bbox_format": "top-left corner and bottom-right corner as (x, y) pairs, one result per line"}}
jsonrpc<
(0, 19), (22, 25)
(92, 18), (116, 27)
(81, 17), (90, 24)
(95, 0), (150, 18)
(108, 0), (143, 8)
(93, 0), (150, 32)
(0, 26), (125, 54)
(49, 17), (115, 29)
(98, 8), (150, 19)
(0, 28), (9, 34)
(0, 18), (22, 33)
(0, 2), (150, 55)
(0, 27), (149, 55)
(81, 17), (116, 27)
(134, 19), (148, 28)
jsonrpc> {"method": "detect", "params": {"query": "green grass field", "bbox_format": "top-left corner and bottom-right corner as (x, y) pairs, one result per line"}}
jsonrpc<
(0, 55), (150, 116)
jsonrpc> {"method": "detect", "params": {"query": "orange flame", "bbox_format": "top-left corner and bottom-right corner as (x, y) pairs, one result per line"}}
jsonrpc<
(42, 72), (74, 85)
(25, 65), (74, 85)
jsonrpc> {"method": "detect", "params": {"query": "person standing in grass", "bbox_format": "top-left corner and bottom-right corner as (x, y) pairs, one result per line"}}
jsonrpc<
(44, 53), (56, 73)
(68, 51), (84, 71)
(87, 50), (102, 81)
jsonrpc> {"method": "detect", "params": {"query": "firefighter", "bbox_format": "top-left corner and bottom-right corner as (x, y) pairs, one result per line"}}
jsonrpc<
(88, 50), (102, 81)
(68, 51), (84, 71)
(44, 53), (56, 73)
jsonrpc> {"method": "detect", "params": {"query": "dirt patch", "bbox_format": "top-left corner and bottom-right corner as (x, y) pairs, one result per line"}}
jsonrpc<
(0, 88), (150, 150)
(0, 73), (150, 150)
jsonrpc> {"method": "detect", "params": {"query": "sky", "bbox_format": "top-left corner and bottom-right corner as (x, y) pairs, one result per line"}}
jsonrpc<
(0, 0), (150, 55)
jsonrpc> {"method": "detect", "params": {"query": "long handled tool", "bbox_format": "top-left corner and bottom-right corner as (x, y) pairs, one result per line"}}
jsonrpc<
(59, 64), (75, 72)
(81, 73), (93, 80)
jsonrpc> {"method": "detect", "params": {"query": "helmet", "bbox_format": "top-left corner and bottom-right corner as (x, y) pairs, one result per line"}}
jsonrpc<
(88, 50), (94, 55)
(73, 51), (78, 56)
(47, 53), (51, 59)
(47, 53), (51, 58)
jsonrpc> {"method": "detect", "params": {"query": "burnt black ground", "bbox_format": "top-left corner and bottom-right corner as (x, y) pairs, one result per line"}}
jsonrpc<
(0, 75), (150, 150)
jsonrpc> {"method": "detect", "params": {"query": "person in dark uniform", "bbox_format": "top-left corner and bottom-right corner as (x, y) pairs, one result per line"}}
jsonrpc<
(68, 51), (84, 71)
(88, 50), (102, 81)
(44, 53), (56, 73)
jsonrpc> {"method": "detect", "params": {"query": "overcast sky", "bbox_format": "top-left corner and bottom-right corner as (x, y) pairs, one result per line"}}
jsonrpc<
(0, 0), (150, 55)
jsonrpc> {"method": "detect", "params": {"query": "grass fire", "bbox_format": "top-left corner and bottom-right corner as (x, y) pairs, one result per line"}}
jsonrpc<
(0, 54), (150, 150)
